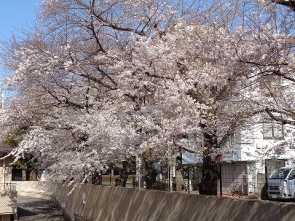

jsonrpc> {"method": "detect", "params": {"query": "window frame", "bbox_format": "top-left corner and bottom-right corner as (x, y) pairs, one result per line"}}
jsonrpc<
(263, 122), (284, 140)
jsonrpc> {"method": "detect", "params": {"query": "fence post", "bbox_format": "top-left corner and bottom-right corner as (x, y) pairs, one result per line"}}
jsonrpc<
(219, 164), (222, 197)
(264, 162), (268, 199)
(188, 165), (190, 194)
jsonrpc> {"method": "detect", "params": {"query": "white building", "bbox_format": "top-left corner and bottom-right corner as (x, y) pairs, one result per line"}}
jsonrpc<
(180, 119), (295, 196)
(219, 120), (295, 196)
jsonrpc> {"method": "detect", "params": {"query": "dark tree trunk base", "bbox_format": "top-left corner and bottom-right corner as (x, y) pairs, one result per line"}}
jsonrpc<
(199, 161), (218, 196)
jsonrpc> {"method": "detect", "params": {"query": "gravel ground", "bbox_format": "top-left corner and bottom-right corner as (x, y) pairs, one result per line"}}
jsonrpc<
(17, 195), (65, 221)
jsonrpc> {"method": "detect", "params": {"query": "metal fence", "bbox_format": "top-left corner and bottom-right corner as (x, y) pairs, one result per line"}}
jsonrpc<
(0, 183), (17, 193)
(89, 159), (294, 200)
(219, 163), (259, 198)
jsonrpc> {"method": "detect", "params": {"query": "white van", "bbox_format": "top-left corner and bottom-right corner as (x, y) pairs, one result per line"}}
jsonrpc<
(268, 167), (295, 199)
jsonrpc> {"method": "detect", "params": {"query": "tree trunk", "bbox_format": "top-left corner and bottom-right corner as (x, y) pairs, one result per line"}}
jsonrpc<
(199, 155), (218, 195)
(144, 159), (157, 189)
(199, 125), (219, 196)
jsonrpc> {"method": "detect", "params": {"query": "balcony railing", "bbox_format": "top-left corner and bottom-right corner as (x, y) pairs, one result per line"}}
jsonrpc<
(0, 183), (17, 215)
(0, 183), (17, 193)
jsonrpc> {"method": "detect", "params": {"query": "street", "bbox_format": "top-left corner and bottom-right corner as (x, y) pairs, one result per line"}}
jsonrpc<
(17, 195), (65, 221)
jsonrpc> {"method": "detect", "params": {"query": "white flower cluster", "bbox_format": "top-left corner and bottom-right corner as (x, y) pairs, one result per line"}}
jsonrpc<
(1, 0), (295, 186)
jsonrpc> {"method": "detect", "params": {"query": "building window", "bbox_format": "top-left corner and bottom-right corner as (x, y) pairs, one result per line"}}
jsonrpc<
(260, 75), (282, 97)
(186, 133), (202, 150)
(263, 122), (283, 139)
(228, 132), (241, 146)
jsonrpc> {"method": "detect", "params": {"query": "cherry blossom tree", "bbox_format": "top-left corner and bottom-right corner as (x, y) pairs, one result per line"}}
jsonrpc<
(1, 0), (295, 195)
(121, 0), (295, 194)
(116, 0), (295, 194)
(0, 0), (199, 186)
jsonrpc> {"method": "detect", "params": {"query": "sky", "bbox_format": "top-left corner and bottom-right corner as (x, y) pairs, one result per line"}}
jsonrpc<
(0, 0), (43, 96)
(0, 0), (44, 94)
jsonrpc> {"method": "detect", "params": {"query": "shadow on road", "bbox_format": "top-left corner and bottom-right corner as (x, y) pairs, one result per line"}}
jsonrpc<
(17, 195), (65, 221)
(17, 207), (37, 217)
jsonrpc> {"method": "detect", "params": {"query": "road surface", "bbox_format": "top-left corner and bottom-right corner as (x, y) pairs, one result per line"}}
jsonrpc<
(17, 195), (65, 221)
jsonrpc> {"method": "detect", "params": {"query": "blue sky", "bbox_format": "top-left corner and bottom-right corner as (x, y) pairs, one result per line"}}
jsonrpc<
(0, 0), (43, 40)
(0, 0), (43, 79)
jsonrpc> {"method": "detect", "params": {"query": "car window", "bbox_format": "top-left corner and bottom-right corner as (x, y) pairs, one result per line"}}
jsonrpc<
(270, 168), (291, 179)
(288, 169), (295, 180)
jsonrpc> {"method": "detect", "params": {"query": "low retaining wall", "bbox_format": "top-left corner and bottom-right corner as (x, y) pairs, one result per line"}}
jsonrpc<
(15, 181), (295, 221)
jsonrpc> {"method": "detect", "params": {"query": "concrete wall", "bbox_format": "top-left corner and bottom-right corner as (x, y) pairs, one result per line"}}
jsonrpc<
(15, 181), (295, 221)
(0, 215), (11, 221)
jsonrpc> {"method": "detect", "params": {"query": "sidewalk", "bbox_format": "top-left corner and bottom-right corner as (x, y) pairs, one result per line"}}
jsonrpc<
(17, 195), (65, 221)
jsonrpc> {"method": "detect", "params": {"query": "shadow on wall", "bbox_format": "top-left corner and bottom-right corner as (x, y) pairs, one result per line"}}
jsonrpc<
(16, 181), (295, 221)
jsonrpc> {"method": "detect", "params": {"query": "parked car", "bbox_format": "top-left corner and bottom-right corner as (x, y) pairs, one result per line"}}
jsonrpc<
(268, 167), (295, 199)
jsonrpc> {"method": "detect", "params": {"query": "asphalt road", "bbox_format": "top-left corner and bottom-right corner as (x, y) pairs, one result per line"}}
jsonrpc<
(17, 195), (65, 221)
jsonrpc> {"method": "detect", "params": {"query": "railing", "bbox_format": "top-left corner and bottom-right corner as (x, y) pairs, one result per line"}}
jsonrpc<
(0, 183), (17, 215)
(0, 183), (17, 193)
